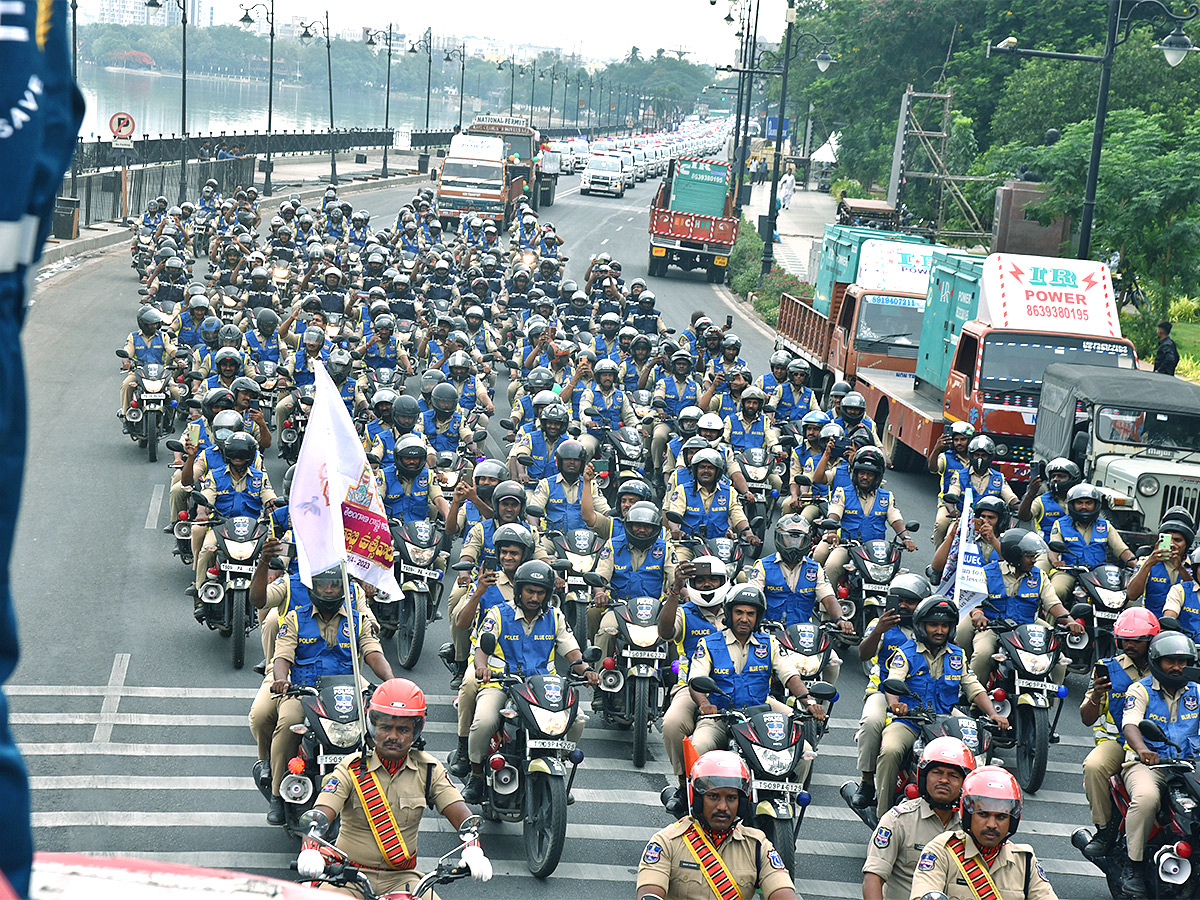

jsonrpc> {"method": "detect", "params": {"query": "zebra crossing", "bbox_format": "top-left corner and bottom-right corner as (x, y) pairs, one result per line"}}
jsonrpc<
(13, 661), (1107, 900)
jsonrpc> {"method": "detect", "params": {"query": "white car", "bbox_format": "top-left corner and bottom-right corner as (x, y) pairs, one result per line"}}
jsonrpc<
(580, 154), (625, 197)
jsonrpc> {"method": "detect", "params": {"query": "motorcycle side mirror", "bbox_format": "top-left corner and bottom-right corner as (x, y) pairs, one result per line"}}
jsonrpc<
(942, 493), (962, 508)
(299, 396), (315, 408)
(138, 287), (150, 295)
(582, 646), (602, 663)
(1047, 540), (1069, 554)
(818, 518), (840, 531)
(350, 350), (362, 361)
(479, 632), (498, 656)
(254, 374), (268, 384)
(689, 675), (718, 694)
(436, 452), (456, 470)
(165, 439), (185, 453)
(764, 405), (777, 415)
(526, 504), (545, 519)
(452, 560), (476, 572)
(457, 814), (481, 840)
(747, 517), (764, 533)
(808, 681), (837, 703)
(1136, 545), (1154, 558)
(584, 407), (602, 417)
(1070, 602), (1092, 621)
(189, 490), (212, 507)
(498, 419), (515, 431)
(550, 559), (572, 572)
(273, 501), (288, 510)
(1137, 720), (1171, 746)
(652, 398), (666, 409)
(1159, 615), (1183, 633)
(297, 808), (331, 838)
(517, 454), (536, 468)
(472, 428), (488, 444)
(881, 678), (911, 698)
(269, 557), (288, 571)
(904, 520), (920, 534)
(115, 349), (131, 359)
(665, 510), (685, 525)
(481, 353), (495, 364)
(567, 423), (582, 437)
(665, 327), (677, 335)
(793, 474), (811, 486)
(186, 370), (203, 381)
(583, 572), (607, 587)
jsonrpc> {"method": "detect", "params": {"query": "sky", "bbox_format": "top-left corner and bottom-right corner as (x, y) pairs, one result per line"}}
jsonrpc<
(200, 0), (791, 67)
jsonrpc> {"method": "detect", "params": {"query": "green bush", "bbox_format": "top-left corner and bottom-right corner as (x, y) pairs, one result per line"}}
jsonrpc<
(829, 177), (866, 199)
(1169, 297), (1200, 323)
(728, 215), (764, 297)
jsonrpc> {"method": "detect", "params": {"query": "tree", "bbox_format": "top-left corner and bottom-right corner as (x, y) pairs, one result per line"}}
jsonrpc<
(625, 46), (642, 63)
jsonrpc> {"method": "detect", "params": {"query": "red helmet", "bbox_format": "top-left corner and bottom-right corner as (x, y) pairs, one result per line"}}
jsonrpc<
(917, 737), (976, 809)
(1114, 607), (1160, 641)
(688, 751), (751, 824)
(368, 678), (426, 737)
(961, 765), (1022, 838)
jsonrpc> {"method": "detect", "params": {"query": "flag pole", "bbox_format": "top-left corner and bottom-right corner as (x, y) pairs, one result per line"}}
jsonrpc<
(341, 562), (369, 748)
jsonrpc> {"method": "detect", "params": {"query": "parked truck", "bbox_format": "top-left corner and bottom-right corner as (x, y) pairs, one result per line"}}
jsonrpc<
(850, 251), (1138, 482)
(466, 115), (557, 212)
(775, 236), (971, 395)
(648, 157), (738, 283)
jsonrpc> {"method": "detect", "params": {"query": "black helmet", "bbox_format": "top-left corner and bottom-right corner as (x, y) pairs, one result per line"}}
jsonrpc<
(850, 446), (886, 492)
(840, 391), (866, 424)
(617, 479), (654, 504)
(217, 323), (243, 349)
(555, 439), (588, 477)
(967, 435), (996, 473)
(1044, 457), (1081, 497)
(309, 564), (346, 617)
(395, 434), (427, 473)
(255, 308), (280, 335)
(491, 480), (528, 521)
(829, 381), (852, 402)
(723, 584), (767, 631)
(773, 514), (813, 566)
(885, 573), (933, 625)
(721, 333), (741, 352)
(222, 432), (258, 468)
(136, 306), (166, 331)
(472, 459), (508, 502)
(213, 347), (242, 372)
(677, 405), (703, 438)
(431, 382), (459, 417)
(230, 376), (261, 399)
(540, 404), (570, 434)
(327, 348), (353, 383)
(420, 369), (446, 395)
(393, 394), (420, 428)
(973, 495), (1011, 533)
(999, 528), (1042, 567)
(493, 523), (535, 564)
(513, 559), (555, 610)
(625, 501), (663, 550)
(201, 387), (236, 420)
(1066, 483), (1103, 526)
(1161, 517), (1197, 547)
(911, 594), (958, 647)
(1149, 631), (1198, 691)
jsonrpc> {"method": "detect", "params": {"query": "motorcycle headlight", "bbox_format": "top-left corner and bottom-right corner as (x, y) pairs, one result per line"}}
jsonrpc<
(1095, 587), (1127, 609)
(626, 624), (659, 648)
(565, 553), (593, 572)
(408, 545), (437, 566)
(745, 466), (768, 481)
(1015, 649), (1053, 676)
(795, 654), (822, 677)
(319, 717), (362, 747)
(142, 379), (164, 392)
(754, 746), (794, 777)
(225, 541), (259, 561)
(865, 562), (893, 582)
(529, 706), (570, 736)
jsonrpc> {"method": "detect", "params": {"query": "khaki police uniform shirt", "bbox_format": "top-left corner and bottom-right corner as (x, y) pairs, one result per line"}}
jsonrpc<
(961, 470), (1018, 506)
(636, 816), (795, 900)
(595, 528), (677, 587)
(748, 556), (835, 606)
(529, 474), (611, 521)
(465, 572), (515, 647)
(460, 519), (549, 563)
(908, 828), (1058, 900)
(1044, 518), (1130, 563)
(688, 628), (800, 685)
(1122, 676), (1190, 764)
(722, 413), (780, 452)
(863, 797), (959, 900)
(478, 602), (580, 684)
(273, 606), (383, 667)
(124, 329), (179, 362)
(884, 639), (985, 702)
(1082, 652), (1145, 744)
(318, 748), (463, 871)
(199, 468), (277, 508)
(665, 482), (751, 534)
(394, 469), (445, 519)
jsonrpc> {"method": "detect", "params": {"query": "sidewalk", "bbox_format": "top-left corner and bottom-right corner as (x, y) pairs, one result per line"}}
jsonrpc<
(742, 177), (837, 283)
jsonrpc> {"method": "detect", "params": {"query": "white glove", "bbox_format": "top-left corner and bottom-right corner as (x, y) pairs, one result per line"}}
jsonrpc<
(460, 843), (493, 883)
(296, 848), (326, 879)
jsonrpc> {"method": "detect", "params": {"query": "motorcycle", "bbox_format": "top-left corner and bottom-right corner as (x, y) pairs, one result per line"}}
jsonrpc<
(192, 210), (213, 257)
(595, 593), (671, 767)
(668, 514), (757, 585)
(387, 518), (446, 670)
(1061, 560), (1132, 674)
(735, 447), (787, 554)
(1072, 719), (1200, 899)
(583, 405), (647, 508)
(251, 358), (284, 429)
(215, 285), (242, 326)
(546, 528), (608, 642)
(767, 620), (842, 697)
(296, 810), (481, 900)
(361, 365), (406, 407)
(980, 611), (1070, 793)
(116, 349), (175, 462)
(473, 631), (600, 878)
(689, 674), (836, 876)
(278, 384), (315, 463)
(190, 491), (281, 669)
(254, 675), (367, 835)
(819, 517), (920, 654)
(840, 676), (998, 830)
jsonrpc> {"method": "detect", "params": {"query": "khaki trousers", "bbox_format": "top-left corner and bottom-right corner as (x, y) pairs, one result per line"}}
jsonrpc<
(875, 722), (918, 819)
(248, 682), (305, 795)
(1082, 740), (1126, 826)
(469, 684), (584, 763)
(662, 686), (698, 779)
(856, 691), (889, 774)
(1122, 763), (1166, 862)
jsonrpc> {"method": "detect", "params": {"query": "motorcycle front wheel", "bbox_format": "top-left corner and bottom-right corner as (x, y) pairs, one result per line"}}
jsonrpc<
(396, 591), (426, 670)
(231, 589), (246, 669)
(146, 410), (159, 462)
(524, 771), (567, 878)
(631, 676), (650, 768)
(1014, 703), (1049, 793)
(756, 813), (796, 877)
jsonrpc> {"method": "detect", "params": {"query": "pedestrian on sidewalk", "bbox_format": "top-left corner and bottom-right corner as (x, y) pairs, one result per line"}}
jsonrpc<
(747, 157), (757, 185)
(780, 167), (795, 209)
(1154, 320), (1180, 376)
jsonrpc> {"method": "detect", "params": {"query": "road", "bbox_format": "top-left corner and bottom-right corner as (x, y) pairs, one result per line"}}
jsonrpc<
(12, 172), (1106, 899)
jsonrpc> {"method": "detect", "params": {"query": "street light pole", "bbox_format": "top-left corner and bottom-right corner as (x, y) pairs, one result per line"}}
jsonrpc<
(300, 14), (337, 185)
(408, 28), (433, 131)
(240, 0), (276, 195)
(547, 62), (558, 130)
(528, 66), (541, 126)
(365, 25), (394, 177)
(444, 43), (467, 130)
(147, 0), (189, 202)
(989, 0), (1198, 260)
(586, 77), (594, 135)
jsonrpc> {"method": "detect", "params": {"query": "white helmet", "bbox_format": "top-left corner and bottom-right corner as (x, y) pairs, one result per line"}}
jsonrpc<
(686, 555), (730, 609)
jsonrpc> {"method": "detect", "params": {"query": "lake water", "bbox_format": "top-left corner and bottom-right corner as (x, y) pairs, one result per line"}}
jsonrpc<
(77, 63), (476, 140)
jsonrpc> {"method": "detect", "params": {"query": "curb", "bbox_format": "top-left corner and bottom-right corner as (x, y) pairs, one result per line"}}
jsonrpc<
(38, 171), (433, 268)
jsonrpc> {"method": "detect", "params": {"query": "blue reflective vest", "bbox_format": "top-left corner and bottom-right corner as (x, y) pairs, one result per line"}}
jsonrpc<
(955, 468), (1005, 499)
(761, 555), (821, 625)
(494, 603), (558, 677)
(469, 519), (498, 565)
(1140, 677), (1200, 760)
(1034, 492), (1068, 540)
(544, 478), (588, 533)
(1143, 561), (1180, 619)
(662, 378), (699, 418)
(210, 464), (266, 519)
(422, 408), (463, 453)
(178, 316), (206, 349)
(1057, 518), (1110, 569)
(938, 452), (969, 500)
(524, 430), (561, 483)
(365, 336), (400, 369)
(382, 464), (431, 522)
(292, 343), (330, 387)
(792, 446), (828, 501)
(698, 631), (772, 710)
(677, 602), (720, 680)
(893, 640), (966, 732)
(454, 376), (478, 412)
(290, 601), (362, 688)
(609, 531), (668, 601)
(983, 562), (1043, 624)
(681, 481), (734, 537)
(132, 332), (166, 366)
(1100, 655), (1139, 745)
(728, 415), (768, 453)
(245, 330), (282, 364)
(587, 388), (624, 433)
(473, 582), (509, 628)
(837, 487), (891, 542)
(774, 383), (814, 423)
(367, 420), (395, 465)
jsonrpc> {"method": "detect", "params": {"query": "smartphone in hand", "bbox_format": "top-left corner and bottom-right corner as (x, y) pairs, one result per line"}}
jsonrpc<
(725, 315), (734, 328)
(1094, 662), (1109, 683)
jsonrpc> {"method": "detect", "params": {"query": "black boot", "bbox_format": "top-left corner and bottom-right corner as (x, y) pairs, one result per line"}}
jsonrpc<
(266, 795), (285, 825)
(849, 777), (876, 809)
(1082, 816), (1118, 859)
(448, 738), (470, 778)
(1120, 859), (1148, 899)
(461, 774), (486, 805)
(450, 661), (467, 691)
(665, 785), (687, 818)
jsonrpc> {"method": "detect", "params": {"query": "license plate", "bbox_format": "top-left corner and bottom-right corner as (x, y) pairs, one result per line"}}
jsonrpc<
(1015, 677), (1049, 692)
(400, 563), (442, 580)
(317, 753), (349, 766)
(754, 779), (805, 793)
(566, 576), (587, 589)
(220, 563), (255, 574)
(527, 739), (576, 751)
(714, 256), (729, 267)
(863, 582), (891, 592)
(141, 392), (165, 400)
(1093, 609), (1119, 620)
(624, 648), (666, 659)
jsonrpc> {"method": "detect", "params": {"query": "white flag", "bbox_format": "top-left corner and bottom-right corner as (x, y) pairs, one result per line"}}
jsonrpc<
(952, 488), (989, 620)
(288, 362), (401, 597)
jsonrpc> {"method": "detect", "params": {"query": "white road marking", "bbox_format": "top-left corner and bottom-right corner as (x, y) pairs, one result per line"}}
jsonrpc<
(616, 226), (623, 232)
(144, 483), (164, 529)
(627, 216), (635, 221)
(600, 238), (609, 245)
(92, 654), (130, 743)
(710, 283), (777, 342)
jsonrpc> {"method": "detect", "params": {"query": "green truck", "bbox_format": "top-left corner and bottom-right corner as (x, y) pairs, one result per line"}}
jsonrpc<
(648, 157), (738, 282)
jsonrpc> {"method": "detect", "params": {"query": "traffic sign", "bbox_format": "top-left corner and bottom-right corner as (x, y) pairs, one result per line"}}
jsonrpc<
(109, 112), (135, 138)
(111, 138), (134, 149)
(766, 116), (789, 141)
